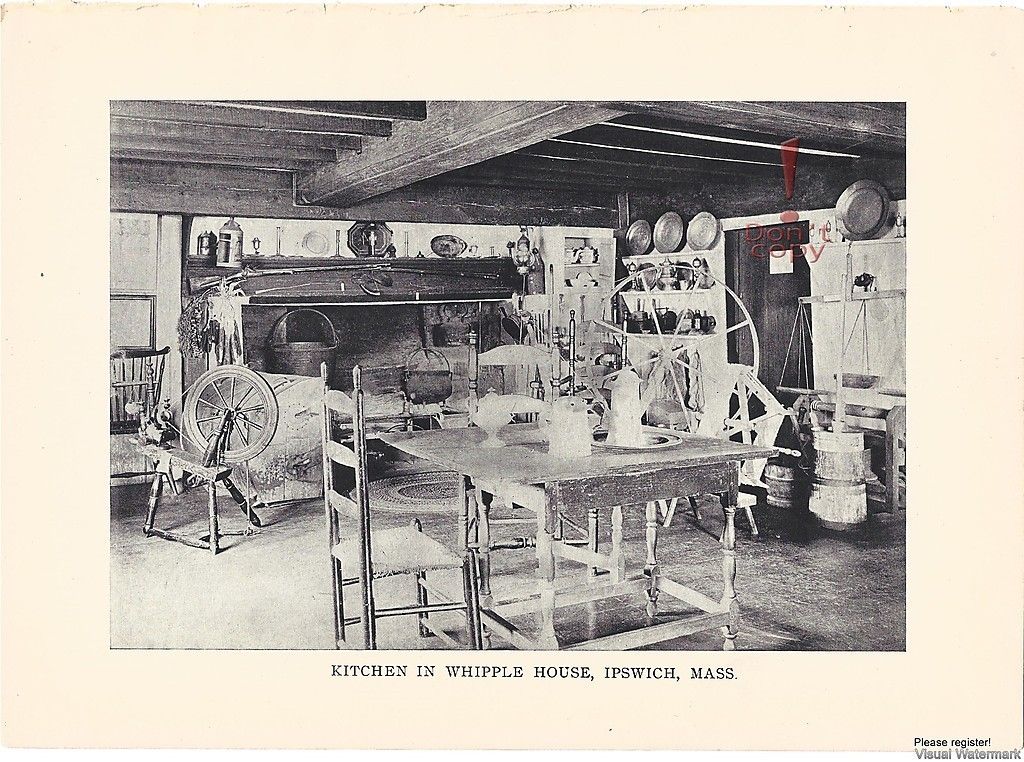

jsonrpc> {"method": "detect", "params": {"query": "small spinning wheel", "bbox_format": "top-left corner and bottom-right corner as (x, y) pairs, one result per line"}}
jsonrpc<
(182, 365), (279, 463)
(594, 260), (761, 431)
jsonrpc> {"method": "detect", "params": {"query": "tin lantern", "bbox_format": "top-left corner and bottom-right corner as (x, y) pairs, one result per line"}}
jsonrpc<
(216, 217), (244, 268)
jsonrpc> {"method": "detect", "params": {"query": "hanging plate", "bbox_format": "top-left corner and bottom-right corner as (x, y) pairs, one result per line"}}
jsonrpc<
(430, 234), (468, 258)
(625, 219), (653, 257)
(653, 211), (685, 253)
(686, 211), (722, 250)
(835, 180), (895, 241)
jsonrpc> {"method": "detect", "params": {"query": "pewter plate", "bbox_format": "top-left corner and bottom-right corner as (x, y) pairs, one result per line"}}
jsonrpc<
(593, 427), (686, 451)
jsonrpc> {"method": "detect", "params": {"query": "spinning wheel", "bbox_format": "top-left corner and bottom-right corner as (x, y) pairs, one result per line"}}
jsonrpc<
(181, 365), (279, 463)
(592, 260), (761, 434)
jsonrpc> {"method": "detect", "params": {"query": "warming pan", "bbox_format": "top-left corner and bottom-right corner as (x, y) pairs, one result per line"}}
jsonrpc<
(835, 180), (895, 241)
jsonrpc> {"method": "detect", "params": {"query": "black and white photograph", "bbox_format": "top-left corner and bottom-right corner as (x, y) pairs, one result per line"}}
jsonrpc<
(108, 100), (908, 652)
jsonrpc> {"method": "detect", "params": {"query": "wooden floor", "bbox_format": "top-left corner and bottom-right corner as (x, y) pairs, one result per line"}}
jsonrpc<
(110, 482), (906, 651)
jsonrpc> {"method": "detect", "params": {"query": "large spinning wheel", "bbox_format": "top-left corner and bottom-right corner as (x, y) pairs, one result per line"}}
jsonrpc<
(181, 365), (279, 463)
(590, 259), (761, 433)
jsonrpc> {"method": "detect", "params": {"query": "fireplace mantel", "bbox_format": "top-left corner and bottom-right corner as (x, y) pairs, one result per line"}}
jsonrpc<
(187, 257), (518, 305)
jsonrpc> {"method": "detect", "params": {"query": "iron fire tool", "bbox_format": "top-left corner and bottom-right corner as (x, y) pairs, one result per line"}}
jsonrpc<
(197, 407), (263, 529)
(193, 262), (503, 294)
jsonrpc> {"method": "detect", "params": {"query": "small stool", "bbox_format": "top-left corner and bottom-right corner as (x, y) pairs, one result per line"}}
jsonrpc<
(136, 444), (258, 555)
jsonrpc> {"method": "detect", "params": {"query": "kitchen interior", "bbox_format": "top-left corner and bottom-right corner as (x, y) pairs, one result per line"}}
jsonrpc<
(109, 100), (906, 651)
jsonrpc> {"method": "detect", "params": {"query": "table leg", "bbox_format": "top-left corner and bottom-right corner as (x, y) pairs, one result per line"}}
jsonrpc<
(719, 492), (739, 650)
(208, 481), (219, 556)
(477, 489), (493, 607)
(610, 505), (625, 583)
(644, 501), (659, 617)
(535, 495), (559, 650)
(144, 471), (163, 535)
(587, 506), (600, 578)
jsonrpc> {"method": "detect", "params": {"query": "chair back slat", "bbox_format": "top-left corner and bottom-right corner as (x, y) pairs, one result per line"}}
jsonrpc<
(323, 439), (357, 469)
(477, 343), (552, 370)
(324, 389), (353, 415)
(328, 489), (358, 519)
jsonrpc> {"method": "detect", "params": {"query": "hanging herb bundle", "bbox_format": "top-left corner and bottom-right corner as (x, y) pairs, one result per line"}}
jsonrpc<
(177, 291), (212, 358)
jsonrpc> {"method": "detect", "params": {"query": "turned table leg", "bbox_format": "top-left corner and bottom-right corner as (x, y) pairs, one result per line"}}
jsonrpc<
(719, 492), (739, 650)
(644, 501), (660, 617)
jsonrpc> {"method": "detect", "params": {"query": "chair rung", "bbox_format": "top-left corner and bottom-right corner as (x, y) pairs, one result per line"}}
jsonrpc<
(376, 601), (467, 618)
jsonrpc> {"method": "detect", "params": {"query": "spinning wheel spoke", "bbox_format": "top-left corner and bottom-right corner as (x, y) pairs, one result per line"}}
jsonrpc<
(211, 379), (231, 409)
(229, 374), (237, 407)
(234, 383), (257, 410)
(195, 414), (222, 424)
(197, 397), (228, 413)
(235, 421), (250, 447)
(726, 319), (751, 335)
(238, 416), (264, 431)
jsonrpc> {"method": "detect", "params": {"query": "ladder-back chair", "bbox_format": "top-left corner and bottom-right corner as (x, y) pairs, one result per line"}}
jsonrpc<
(110, 346), (170, 435)
(320, 362), (483, 650)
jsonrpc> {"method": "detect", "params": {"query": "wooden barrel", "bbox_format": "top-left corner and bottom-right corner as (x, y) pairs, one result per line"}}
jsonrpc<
(808, 430), (867, 530)
(763, 463), (804, 509)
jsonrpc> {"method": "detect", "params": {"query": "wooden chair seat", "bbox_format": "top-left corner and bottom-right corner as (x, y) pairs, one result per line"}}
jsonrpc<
(332, 525), (463, 579)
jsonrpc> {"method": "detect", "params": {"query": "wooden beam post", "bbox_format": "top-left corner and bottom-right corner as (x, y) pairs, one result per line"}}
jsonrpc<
(296, 100), (625, 207)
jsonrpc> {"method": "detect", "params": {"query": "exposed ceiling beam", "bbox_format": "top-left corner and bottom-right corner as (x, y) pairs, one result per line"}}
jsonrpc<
(111, 101), (393, 137)
(229, 101), (427, 121)
(111, 149), (316, 172)
(296, 100), (626, 207)
(110, 117), (362, 152)
(602, 101), (905, 153)
(111, 136), (338, 163)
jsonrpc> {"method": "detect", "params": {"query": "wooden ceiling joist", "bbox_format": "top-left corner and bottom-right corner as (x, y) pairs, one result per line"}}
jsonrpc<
(600, 101), (906, 153)
(296, 100), (626, 207)
(111, 136), (338, 164)
(110, 101), (393, 137)
(111, 149), (314, 172)
(110, 117), (362, 152)
(230, 101), (427, 121)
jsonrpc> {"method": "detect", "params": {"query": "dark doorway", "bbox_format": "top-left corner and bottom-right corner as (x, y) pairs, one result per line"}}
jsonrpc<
(725, 221), (812, 397)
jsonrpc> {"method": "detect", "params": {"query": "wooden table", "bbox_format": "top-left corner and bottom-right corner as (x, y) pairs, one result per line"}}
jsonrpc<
(378, 425), (774, 651)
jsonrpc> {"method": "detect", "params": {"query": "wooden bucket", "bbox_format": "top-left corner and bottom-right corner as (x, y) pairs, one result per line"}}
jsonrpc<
(808, 430), (867, 530)
(763, 463), (804, 509)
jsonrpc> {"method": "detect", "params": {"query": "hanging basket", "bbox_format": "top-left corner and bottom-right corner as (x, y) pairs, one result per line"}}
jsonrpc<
(402, 348), (453, 405)
(265, 308), (338, 378)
